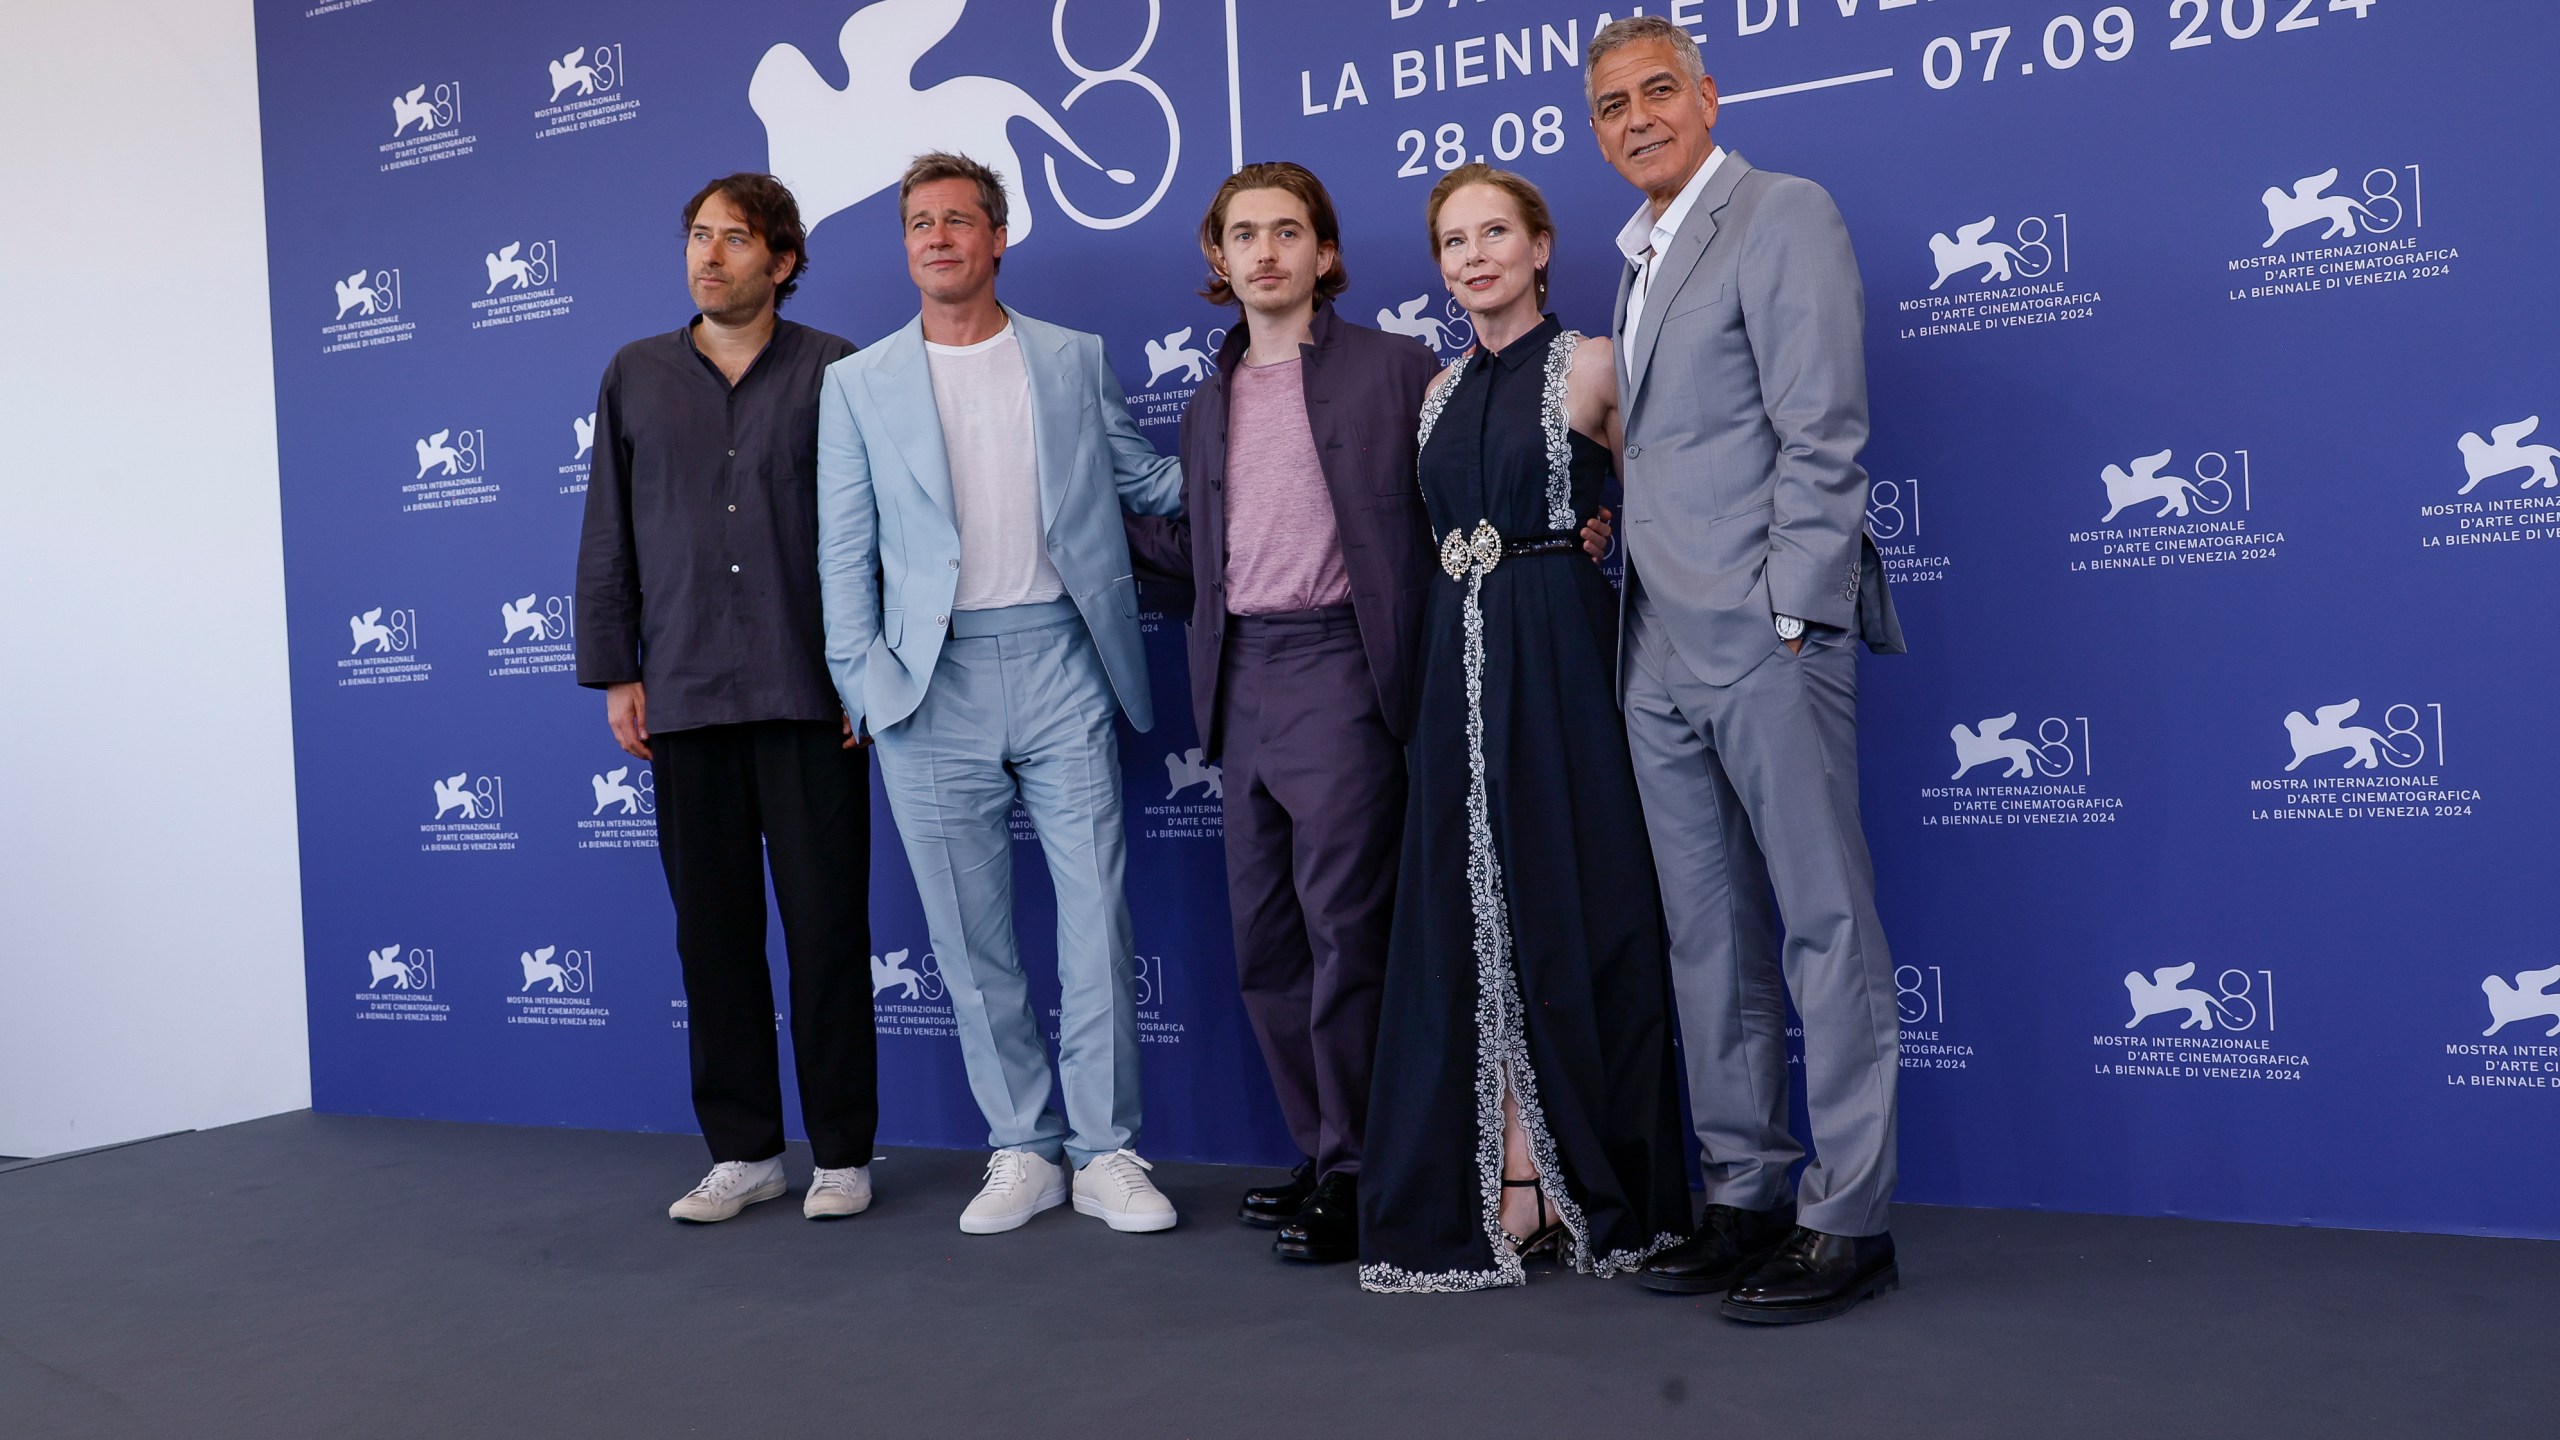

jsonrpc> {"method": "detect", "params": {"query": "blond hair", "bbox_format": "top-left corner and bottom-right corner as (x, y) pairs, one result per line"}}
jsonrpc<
(1424, 164), (1557, 305)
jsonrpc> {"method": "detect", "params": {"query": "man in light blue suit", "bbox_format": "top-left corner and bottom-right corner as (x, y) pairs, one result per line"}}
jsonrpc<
(815, 152), (1184, 1236)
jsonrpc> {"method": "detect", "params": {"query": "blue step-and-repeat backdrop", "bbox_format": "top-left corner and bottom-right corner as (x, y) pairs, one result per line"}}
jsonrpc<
(256, 0), (2558, 1238)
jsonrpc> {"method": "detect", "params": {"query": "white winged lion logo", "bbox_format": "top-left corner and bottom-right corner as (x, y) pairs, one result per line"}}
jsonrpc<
(1375, 294), (1472, 354)
(519, 945), (568, 993)
(333, 270), (385, 319)
(2124, 964), (2237, 1032)
(591, 767), (643, 816)
(2282, 699), (2387, 773)
(432, 773), (477, 819)
(870, 948), (926, 999)
(2099, 450), (2213, 523)
(390, 85), (440, 137)
(1927, 216), (2028, 290)
(1949, 714), (2037, 781)
(500, 595), (548, 645)
(749, 0), (1178, 244)
(414, 429), (461, 478)
(2456, 417), (2560, 495)
(1144, 327), (1211, 387)
(547, 48), (600, 102)
(484, 242), (534, 294)
(2260, 168), (2379, 248)
(349, 608), (395, 655)
(2482, 965), (2560, 1039)
(1165, 747), (1223, 800)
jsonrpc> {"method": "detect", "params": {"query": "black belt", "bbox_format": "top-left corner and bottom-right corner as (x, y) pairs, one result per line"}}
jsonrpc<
(1502, 533), (1581, 557)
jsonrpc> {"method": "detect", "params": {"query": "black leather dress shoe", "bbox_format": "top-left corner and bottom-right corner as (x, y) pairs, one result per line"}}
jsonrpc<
(1721, 1228), (1898, 1324)
(1636, 1202), (1796, 1294)
(1239, 1159), (1317, 1229)
(1273, 1173), (1357, 1263)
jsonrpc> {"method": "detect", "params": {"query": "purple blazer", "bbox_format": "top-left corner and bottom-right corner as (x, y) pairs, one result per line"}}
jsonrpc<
(1126, 303), (1439, 756)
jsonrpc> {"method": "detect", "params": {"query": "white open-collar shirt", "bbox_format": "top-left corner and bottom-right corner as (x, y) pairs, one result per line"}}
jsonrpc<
(1614, 144), (1801, 635)
(1614, 144), (1727, 344)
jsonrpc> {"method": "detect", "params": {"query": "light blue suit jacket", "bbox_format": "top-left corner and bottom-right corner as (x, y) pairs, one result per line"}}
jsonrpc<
(815, 308), (1182, 734)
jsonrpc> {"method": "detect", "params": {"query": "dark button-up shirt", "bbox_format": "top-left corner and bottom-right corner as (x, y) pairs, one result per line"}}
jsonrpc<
(574, 317), (856, 733)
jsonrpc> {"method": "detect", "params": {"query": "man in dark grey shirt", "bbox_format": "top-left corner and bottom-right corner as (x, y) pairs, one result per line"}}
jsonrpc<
(575, 174), (875, 1224)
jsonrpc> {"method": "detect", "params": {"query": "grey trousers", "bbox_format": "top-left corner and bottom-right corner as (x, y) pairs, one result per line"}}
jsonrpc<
(873, 600), (1140, 1167)
(1621, 590), (1900, 1237)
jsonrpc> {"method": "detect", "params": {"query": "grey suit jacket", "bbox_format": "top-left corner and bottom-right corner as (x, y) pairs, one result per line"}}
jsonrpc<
(1613, 151), (1905, 686)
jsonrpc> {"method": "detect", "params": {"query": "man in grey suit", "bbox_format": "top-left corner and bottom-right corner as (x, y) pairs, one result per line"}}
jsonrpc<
(1585, 17), (1908, 1324)
(816, 152), (1184, 1237)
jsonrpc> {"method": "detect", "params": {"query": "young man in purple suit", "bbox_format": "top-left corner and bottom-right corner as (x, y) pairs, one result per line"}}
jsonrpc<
(1125, 163), (1438, 1264)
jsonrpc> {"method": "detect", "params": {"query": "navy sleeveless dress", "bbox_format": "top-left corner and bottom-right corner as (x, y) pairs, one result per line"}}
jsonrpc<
(1359, 316), (1690, 1293)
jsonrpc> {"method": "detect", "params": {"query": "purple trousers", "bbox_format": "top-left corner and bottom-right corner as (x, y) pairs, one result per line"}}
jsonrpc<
(1218, 606), (1403, 1180)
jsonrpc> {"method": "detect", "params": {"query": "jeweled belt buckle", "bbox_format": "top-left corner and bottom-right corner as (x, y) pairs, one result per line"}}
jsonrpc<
(1440, 519), (1504, 579)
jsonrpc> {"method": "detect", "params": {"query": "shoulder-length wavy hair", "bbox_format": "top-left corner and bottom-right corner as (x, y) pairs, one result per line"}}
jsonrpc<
(1196, 161), (1349, 308)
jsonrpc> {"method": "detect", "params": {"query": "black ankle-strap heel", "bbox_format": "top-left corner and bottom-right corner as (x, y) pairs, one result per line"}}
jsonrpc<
(1500, 1176), (1565, 1260)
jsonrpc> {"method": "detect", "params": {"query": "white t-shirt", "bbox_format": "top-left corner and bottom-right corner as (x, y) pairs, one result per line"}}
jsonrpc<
(924, 323), (1064, 611)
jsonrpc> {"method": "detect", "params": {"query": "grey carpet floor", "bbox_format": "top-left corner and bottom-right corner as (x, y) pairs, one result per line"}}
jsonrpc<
(2, 1111), (2551, 1438)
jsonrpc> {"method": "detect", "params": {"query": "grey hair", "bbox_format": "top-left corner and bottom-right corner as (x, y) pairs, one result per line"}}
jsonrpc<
(1584, 16), (1707, 108)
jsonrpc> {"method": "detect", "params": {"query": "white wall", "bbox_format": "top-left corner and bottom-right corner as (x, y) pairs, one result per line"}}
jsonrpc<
(0, 0), (309, 1157)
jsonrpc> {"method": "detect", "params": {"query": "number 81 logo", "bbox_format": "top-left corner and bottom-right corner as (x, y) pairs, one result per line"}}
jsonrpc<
(1132, 953), (1168, 1009)
(1868, 479), (1922, 540)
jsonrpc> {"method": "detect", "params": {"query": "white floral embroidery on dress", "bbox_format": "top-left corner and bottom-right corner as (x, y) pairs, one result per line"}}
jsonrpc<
(1414, 353), (1472, 453)
(1539, 331), (1579, 532)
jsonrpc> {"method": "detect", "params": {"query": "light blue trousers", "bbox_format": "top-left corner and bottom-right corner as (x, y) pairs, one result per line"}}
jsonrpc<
(872, 600), (1140, 1166)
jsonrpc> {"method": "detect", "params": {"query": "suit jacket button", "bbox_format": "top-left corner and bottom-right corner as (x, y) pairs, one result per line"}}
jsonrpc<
(935, 615), (948, 626)
(1627, 445), (1642, 460)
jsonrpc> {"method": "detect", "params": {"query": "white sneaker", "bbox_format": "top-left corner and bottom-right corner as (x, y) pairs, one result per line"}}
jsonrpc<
(668, 1157), (786, 1223)
(803, 1164), (874, 1219)
(958, 1148), (1067, 1234)
(1074, 1149), (1178, 1233)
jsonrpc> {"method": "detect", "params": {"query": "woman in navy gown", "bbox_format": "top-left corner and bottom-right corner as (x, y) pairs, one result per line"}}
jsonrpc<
(1359, 165), (1690, 1293)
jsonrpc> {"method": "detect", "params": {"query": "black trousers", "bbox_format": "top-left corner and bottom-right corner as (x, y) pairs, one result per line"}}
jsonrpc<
(652, 720), (876, 1170)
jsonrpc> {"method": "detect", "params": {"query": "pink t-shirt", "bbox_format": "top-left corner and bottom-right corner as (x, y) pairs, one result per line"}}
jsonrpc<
(1223, 357), (1352, 615)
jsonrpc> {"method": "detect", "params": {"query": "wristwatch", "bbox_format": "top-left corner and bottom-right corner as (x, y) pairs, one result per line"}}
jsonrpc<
(1774, 614), (1806, 642)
